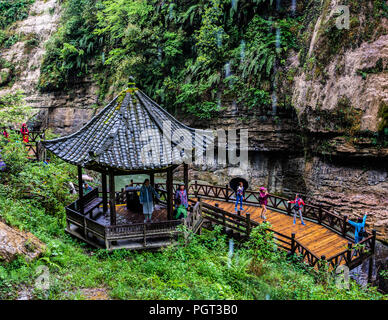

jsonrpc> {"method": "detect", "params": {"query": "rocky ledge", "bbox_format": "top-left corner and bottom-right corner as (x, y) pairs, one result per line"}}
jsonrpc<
(0, 221), (45, 263)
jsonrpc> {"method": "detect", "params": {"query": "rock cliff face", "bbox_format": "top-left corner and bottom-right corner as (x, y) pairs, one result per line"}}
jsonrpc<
(0, 0), (98, 135)
(0, 0), (387, 242)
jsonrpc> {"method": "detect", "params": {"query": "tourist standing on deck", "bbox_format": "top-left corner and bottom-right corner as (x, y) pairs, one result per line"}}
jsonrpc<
(235, 181), (245, 212)
(259, 187), (269, 220)
(174, 197), (188, 220)
(83, 182), (93, 194)
(175, 184), (188, 209)
(20, 123), (29, 143)
(348, 213), (368, 243)
(140, 179), (160, 223)
(288, 194), (306, 226)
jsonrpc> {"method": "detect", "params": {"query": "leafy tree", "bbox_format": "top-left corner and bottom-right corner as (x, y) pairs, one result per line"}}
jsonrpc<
(0, 91), (32, 126)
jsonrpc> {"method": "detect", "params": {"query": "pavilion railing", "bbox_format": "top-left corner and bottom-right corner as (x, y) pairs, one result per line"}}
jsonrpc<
(65, 187), (189, 250)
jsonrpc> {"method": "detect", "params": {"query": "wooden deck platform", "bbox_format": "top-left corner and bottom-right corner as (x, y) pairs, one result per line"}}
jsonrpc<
(202, 199), (350, 262)
(94, 204), (169, 226)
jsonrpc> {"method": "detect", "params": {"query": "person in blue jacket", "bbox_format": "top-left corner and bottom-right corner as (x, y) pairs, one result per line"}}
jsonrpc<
(348, 213), (368, 243)
(139, 179), (160, 223)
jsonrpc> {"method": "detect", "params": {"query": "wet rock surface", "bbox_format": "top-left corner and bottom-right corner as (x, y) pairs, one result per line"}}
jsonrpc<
(0, 221), (45, 263)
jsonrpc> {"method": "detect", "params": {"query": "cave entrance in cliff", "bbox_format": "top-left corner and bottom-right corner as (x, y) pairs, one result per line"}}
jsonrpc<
(41, 79), (213, 249)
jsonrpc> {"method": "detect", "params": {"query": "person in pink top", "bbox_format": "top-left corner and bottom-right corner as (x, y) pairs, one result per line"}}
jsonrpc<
(258, 187), (269, 220)
(288, 194), (306, 226)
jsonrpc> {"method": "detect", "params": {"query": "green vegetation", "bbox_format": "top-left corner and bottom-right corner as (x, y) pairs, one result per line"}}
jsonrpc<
(0, 138), (386, 300)
(0, 0), (35, 29)
(0, 91), (32, 125)
(38, 0), (302, 118)
(0, 0), (35, 50)
(357, 58), (387, 80)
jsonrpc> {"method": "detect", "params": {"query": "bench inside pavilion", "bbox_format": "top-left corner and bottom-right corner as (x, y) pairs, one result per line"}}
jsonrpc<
(43, 81), (211, 250)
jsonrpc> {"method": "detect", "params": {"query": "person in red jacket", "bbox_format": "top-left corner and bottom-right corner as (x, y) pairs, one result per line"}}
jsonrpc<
(20, 123), (29, 143)
(2, 129), (9, 139)
(288, 194), (306, 226)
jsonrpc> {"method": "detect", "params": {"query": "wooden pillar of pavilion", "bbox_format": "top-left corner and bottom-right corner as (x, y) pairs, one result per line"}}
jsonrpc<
(150, 172), (155, 187)
(77, 166), (84, 215)
(102, 172), (108, 213)
(166, 167), (174, 220)
(183, 163), (189, 194)
(109, 171), (116, 225)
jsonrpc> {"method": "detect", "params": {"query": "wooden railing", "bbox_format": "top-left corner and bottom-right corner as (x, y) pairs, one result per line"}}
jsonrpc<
(65, 187), (189, 250)
(67, 181), (375, 270)
(182, 181), (374, 270)
(1, 128), (46, 161)
(325, 232), (376, 270)
(72, 188), (100, 214)
(185, 181), (372, 242)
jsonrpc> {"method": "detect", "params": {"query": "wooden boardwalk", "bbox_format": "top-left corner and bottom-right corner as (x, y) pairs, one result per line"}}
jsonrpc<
(202, 198), (350, 262)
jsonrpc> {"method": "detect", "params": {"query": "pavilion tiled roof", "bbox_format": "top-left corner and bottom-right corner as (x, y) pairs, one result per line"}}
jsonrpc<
(43, 86), (214, 173)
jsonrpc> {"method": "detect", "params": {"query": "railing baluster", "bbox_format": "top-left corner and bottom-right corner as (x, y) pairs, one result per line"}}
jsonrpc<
(342, 215), (348, 237)
(291, 233), (296, 255)
(346, 242), (353, 264)
(246, 213), (251, 236)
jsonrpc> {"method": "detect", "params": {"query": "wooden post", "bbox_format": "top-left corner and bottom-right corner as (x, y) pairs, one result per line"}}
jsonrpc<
(371, 229), (376, 254)
(166, 167), (174, 220)
(143, 224), (147, 247)
(222, 211), (226, 232)
(102, 173), (108, 213)
(183, 163), (189, 195)
(320, 255), (326, 271)
(318, 207), (322, 225)
(77, 166), (84, 215)
(109, 171), (116, 226)
(194, 180), (198, 198)
(291, 233), (296, 255)
(246, 212), (251, 236)
(225, 184), (229, 202)
(150, 172), (155, 187)
(346, 242), (353, 264)
(83, 216), (87, 239)
(368, 256), (374, 283)
(342, 215), (348, 237)
(366, 230), (376, 283)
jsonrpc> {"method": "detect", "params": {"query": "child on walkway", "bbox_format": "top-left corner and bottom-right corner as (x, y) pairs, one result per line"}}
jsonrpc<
(288, 194), (306, 226)
(235, 181), (245, 212)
